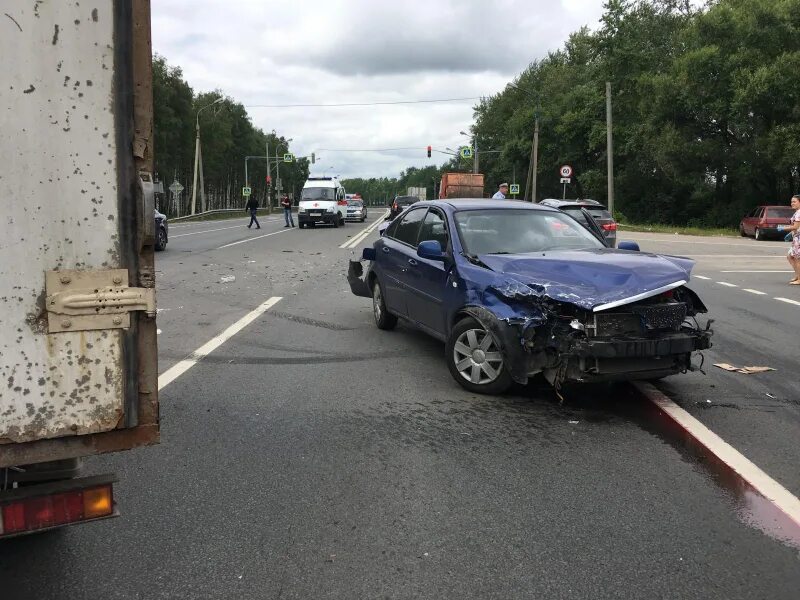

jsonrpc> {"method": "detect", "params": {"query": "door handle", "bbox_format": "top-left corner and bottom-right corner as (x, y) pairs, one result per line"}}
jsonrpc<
(408, 259), (418, 266)
(382, 247), (390, 254)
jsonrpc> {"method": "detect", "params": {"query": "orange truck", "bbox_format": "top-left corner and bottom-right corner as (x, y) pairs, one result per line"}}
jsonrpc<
(439, 173), (485, 199)
(0, 1), (159, 537)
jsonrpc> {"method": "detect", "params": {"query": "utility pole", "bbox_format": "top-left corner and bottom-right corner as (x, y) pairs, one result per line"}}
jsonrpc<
(524, 117), (539, 202)
(532, 117), (539, 203)
(191, 122), (200, 214)
(474, 137), (479, 174)
(606, 81), (615, 216)
(190, 97), (223, 214)
(265, 140), (271, 214)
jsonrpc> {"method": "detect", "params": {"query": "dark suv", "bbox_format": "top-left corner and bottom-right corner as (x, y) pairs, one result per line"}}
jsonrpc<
(388, 195), (418, 220)
(539, 199), (617, 247)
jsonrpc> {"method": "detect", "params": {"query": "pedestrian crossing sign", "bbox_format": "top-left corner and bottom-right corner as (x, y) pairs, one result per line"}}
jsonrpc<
(242, 186), (252, 196)
(510, 184), (520, 195)
(283, 153), (294, 163)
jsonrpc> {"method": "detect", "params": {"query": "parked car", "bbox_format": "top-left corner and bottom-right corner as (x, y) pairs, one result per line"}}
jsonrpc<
(346, 199), (368, 222)
(155, 209), (168, 251)
(348, 200), (711, 395)
(540, 199), (617, 247)
(739, 205), (795, 240)
(388, 195), (419, 220)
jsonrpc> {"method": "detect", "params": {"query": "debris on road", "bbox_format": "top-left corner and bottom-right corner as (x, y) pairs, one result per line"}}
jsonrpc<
(714, 363), (776, 374)
(220, 275), (236, 283)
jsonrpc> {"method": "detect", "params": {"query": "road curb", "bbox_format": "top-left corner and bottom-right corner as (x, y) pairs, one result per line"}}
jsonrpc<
(632, 381), (800, 542)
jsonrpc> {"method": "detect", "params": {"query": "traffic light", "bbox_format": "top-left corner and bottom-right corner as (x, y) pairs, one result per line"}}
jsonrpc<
(266, 175), (272, 185)
(427, 145), (431, 158)
(311, 152), (316, 164)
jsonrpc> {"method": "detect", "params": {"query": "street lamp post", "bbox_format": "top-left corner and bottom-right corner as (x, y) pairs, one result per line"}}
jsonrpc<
(191, 97), (223, 215)
(275, 138), (293, 209)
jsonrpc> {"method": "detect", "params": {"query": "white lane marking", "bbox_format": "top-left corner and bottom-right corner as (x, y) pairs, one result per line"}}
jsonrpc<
(717, 282), (738, 287)
(635, 382), (800, 529)
(743, 289), (767, 295)
(216, 228), (292, 249)
(775, 297), (800, 307)
(158, 296), (282, 390)
(340, 211), (390, 249)
(721, 270), (794, 273)
(694, 275), (711, 280)
(171, 224), (243, 238)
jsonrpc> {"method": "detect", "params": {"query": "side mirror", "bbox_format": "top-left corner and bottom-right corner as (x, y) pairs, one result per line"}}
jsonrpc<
(617, 241), (640, 252)
(418, 240), (446, 261)
(362, 247), (376, 261)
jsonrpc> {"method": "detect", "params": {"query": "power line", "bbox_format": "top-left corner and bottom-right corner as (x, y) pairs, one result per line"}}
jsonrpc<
(245, 97), (481, 108)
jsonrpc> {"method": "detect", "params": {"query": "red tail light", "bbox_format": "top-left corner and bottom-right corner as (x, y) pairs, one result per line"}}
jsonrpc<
(392, 202), (398, 210)
(0, 483), (114, 536)
(602, 223), (617, 231)
(337, 200), (347, 206)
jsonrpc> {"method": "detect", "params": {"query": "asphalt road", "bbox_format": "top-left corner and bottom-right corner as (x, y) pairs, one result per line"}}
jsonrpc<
(1, 218), (799, 599)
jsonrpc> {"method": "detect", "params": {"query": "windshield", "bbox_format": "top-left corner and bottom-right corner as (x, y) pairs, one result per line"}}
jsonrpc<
(302, 187), (335, 201)
(454, 209), (605, 255)
(766, 207), (794, 219)
(347, 200), (363, 207)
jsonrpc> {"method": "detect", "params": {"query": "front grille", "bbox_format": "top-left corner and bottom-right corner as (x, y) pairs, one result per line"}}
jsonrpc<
(593, 302), (687, 336)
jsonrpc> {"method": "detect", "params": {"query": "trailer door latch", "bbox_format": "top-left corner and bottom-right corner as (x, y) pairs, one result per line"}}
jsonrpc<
(45, 269), (156, 333)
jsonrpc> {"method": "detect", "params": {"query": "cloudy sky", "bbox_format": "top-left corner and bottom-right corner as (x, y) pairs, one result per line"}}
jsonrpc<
(152, 0), (606, 179)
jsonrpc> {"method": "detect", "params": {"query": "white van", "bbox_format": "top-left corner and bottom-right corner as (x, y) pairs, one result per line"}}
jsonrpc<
(298, 176), (347, 228)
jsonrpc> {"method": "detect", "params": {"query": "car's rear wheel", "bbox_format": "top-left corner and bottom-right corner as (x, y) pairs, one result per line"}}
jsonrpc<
(739, 225), (747, 237)
(333, 216), (339, 228)
(372, 279), (397, 330)
(154, 227), (167, 251)
(755, 227), (763, 241)
(446, 317), (512, 395)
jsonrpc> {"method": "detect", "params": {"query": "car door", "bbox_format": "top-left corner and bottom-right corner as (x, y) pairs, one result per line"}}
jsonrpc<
(404, 208), (451, 337)
(378, 207), (427, 316)
(745, 208), (760, 235)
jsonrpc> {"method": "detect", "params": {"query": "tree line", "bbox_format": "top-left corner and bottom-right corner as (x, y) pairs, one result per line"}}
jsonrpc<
(344, 0), (800, 226)
(468, 0), (800, 227)
(152, 56), (308, 216)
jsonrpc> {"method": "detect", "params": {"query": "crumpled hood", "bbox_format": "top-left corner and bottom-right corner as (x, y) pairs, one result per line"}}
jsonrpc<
(477, 248), (695, 311)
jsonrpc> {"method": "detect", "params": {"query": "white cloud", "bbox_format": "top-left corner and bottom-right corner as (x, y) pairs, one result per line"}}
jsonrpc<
(152, 0), (606, 179)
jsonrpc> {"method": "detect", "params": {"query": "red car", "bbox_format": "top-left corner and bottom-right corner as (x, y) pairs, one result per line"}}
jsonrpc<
(739, 205), (795, 240)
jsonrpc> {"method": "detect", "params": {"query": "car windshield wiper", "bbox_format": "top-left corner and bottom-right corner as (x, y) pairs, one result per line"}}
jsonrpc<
(463, 253), (491, 269)
(486, 251), (512, 255)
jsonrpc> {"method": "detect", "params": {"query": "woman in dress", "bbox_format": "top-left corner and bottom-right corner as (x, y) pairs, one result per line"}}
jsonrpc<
(782, 195), (800, 285)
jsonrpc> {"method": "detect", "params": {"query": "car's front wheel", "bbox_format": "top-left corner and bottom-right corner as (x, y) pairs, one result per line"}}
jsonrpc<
(372, 279), (397, 330)
(446, 317), (512, 395)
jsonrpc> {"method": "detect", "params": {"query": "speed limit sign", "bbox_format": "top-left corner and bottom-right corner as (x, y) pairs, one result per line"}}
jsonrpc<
(559, 165), (573, 178)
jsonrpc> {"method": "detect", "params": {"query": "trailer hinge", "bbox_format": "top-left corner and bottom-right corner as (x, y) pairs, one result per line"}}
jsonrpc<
(45, 269), (156, 333)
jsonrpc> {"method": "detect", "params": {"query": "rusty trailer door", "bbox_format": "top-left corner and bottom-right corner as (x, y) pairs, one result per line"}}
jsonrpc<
(0, 1), (159, 467)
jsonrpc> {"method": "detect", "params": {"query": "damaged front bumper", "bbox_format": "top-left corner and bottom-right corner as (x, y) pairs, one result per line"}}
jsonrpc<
(464, 300), (713, 386)
(347, 251), (375, 298)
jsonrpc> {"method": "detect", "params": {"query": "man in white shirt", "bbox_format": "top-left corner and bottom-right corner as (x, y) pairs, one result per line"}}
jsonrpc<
(492, 183), (509, 199)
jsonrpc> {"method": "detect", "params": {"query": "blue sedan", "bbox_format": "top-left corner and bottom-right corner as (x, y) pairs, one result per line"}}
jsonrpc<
(348, 200), (712, 394)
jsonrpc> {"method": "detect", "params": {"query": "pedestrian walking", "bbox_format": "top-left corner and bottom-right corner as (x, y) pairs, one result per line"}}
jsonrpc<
(246, 196), (260, 229)
(492, 183), (509, 200)
(778, 194), (800, 285)
(281, 194), (295, 228)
